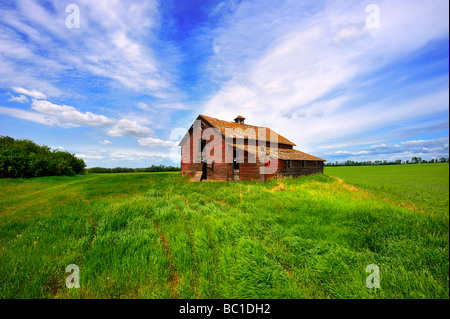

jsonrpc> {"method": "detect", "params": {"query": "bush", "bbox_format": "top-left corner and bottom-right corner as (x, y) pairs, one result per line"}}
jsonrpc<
(0, 136), (86, 178)
(86, 165), (180, 174)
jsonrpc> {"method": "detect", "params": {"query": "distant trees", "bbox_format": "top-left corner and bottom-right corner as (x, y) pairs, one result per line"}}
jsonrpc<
(86, 165), (180, 173)
(325, 157), (449, 166)
(0, 136), (86, 178)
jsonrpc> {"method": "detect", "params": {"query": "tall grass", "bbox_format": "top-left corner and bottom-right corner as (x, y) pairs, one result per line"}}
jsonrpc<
(0, 167), (448, 298)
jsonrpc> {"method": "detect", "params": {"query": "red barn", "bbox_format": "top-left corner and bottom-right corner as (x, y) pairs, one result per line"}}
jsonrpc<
(179, 114), (326, 181)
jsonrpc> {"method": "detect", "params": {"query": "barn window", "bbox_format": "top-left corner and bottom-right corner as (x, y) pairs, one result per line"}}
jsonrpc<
(286, 160), (291, 168)
(301, 160), (305, 168)
(314, 161), (317, 168)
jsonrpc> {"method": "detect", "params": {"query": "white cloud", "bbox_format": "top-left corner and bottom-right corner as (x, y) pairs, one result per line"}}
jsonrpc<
(99, 140), (112, 145)
(138, 137), (177, 148)
(12, 87), (46, 99)
(332, 24), (370, 46)
(109, 149), (172, 161)
(8, 94), (29, 103)
(106, 119), (154, 138)
(135, 101), (189, 111)
(2, 90), (157, 139)
(75, 154), (105, 160)
(77, 148), (172, 163)
(136, 102), (151, 110)
(30, 100), (115, 128)
(154, 102), (189, 110)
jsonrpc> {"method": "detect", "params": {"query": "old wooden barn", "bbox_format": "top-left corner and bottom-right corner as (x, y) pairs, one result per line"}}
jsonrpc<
(179, 114), (326, 181)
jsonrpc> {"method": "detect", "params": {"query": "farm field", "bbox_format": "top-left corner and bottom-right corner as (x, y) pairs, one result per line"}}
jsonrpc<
(0, 165), (448, 299)
(325, 163), (449, 215)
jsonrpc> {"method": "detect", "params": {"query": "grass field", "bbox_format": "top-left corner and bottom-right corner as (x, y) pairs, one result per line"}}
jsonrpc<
(0, 164), (448, 298)
(325, 164), (449, 215)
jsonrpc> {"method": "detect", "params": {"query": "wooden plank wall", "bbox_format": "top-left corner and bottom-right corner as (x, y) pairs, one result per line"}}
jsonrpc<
(280, 160), (324, 177)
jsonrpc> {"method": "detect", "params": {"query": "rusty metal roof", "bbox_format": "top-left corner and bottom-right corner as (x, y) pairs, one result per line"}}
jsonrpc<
(199, 114), (296, 146)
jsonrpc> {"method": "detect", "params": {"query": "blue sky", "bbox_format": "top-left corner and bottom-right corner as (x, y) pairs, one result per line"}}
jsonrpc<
(0, 0), (448, 167)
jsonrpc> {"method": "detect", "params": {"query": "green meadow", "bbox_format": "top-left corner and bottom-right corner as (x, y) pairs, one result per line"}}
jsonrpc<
(0, 164), (448, 299)
(325, 163), (449, 215)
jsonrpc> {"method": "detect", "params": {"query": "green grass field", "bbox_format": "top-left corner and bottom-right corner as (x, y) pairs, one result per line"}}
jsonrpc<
(0, 164), (448, 298)
(325, 164), (449, 215)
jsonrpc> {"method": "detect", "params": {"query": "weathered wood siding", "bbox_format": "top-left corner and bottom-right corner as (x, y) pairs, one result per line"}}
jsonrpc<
(279, 160), (324, 177)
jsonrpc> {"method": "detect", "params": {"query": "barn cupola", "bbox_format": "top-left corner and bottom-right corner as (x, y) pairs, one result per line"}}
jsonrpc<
(234, 115), (245, 124)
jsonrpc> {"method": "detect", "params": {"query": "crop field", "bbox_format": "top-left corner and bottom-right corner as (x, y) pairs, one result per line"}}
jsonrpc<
(325, 164), (449, 216)
(0, 164), (448, 299)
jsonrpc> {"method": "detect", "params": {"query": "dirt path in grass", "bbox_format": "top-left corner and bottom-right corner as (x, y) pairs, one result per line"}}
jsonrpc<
(152, 220), (180, 298)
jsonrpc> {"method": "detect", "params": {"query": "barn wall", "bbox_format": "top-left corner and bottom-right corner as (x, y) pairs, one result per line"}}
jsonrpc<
(239, 162), (263, 181)
(278, 160), (324, 177)
(180, 121), (231, 180)
(180, 124), (203, 178)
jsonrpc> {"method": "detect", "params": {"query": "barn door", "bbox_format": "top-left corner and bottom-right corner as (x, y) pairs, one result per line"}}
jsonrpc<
(200, 138), (207, 181)
(201, 161), (207, 180)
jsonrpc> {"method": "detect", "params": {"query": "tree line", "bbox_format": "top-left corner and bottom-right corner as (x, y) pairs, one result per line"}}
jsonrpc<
(86, 165), (180, 173)
(0, 136), (86, 178)
(325, 157), (450, 166)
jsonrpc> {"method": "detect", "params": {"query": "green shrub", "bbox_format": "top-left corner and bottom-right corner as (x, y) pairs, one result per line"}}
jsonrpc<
(0, 136), (86, 178)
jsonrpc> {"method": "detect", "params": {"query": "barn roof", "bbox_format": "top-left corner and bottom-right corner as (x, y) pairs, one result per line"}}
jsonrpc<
(178, 114), (326, 162)
(233, 144), (326, 162)
(198, 114), (296, 146)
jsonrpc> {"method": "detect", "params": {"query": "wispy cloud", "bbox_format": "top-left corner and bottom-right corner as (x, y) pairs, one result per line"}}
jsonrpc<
(12, 87), (46, 99)
(0, 0), (179, 98)
(329, 137), (449, 156)
(8, 94), (29, 104)
(201, 0), (449, 160)
(138, 137), (177, 148)
(0, 105), (55, 126)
